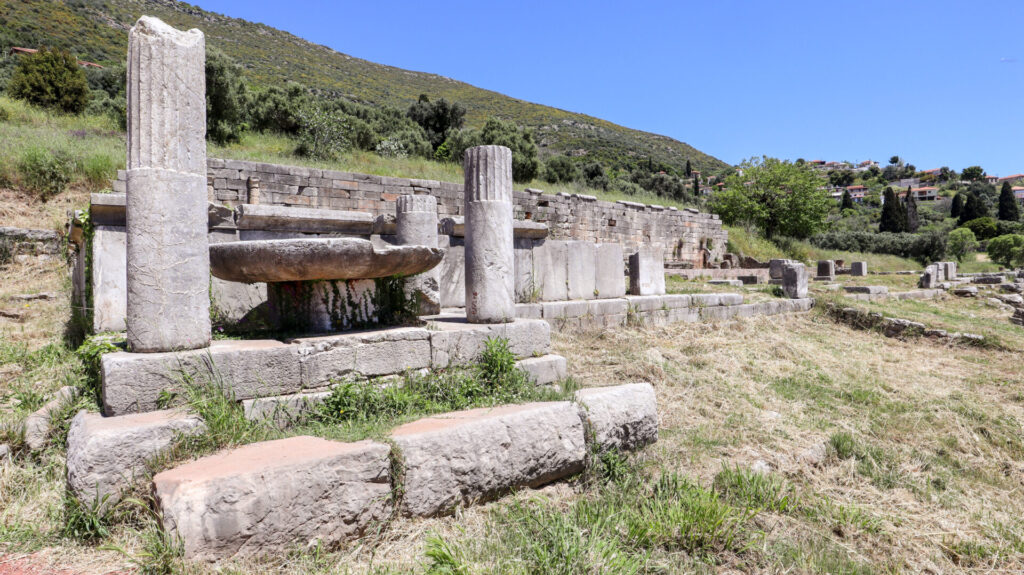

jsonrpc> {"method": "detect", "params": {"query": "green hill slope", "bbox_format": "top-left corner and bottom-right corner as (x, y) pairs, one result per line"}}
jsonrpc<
(0, 0), (728, 174)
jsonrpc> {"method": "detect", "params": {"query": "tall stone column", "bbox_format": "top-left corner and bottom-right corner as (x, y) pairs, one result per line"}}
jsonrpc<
(463, 146), (515, 323)
(396, 195), (441, 315)
(125, 16), (210, 352)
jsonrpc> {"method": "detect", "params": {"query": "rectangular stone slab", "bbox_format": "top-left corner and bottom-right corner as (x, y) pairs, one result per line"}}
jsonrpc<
(532, 240), (569, 301)
(575, 383), (658, 451)
(566, 241), (597, 300)
(515, 354), (567, 385)
(427, 317), (551, 368)
(154, 436), (391, 561)
(234, 204), (374, 234)
(391, 402), (585, 517)
(594, 243), (626, 298)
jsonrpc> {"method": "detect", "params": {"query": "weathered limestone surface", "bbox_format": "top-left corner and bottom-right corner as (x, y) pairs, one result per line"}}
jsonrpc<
(397, 195), (441, 315)
(293, 327), (433, 381)
(515, 354), (567, 386)
(125, 17), (209, 353)
(513, 238), (535, 303)
(391, 402), (586, 517)
(919, 264), (939, 288)
(594, 243), (626, 298)
(154, 437), (391, 561)
(438, 236), (465, 308)
(575, 383), (658, 451)
(234, 204), (373, 234)
(850, 261), (868, 276)
(464, 146), (515, 323)
(782, 263), (808, 299)
(267, 278), (377, 333)
(23, 386), (76, 451)
(816, 260), (836, 280)
(769, 258), (794, 280)
(92, 226), (127, 332)
(844, 286), (888, 295)
(532, 240), (569, 301)
(66, 409), (204, 507)
(708, 279), (743, 287)
(241, 391), (332, 426)
(210, 238), (444, 283)
(566, 241), (597, 300)
(428, 318), (551, 368)
(628, 246), (666, 295)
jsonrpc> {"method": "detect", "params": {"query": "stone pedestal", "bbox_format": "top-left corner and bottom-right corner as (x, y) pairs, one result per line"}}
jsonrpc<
(769, 258), (793, 280)
(850, 261), (868, 276)
(782, 263), (808, 299)
(267, 279), (376, 333)
(816, 260), (835, 281)
(628, 246), (666, 296)
(463, 146), (515, 323)
(125, 17), (210, 352)
(397, 195), (440, 315)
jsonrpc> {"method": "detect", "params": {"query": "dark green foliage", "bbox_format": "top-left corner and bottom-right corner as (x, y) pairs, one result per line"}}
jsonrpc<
(406, 94), (465, 151)
(581, 162), (609, 190)
(323, 97), (431, 158)
(840, 190), (855, 210)
(961, 217), (999, 241)
(951, 192), (965, 219)
(905, 186), (919, 232)
(250, 83), (308, 134)
(629, 169), (687, 200)
(684, 159), (692, 177)
(959, 193), (990, 225)
(17, 146), (74, 200)
(542, 155), (579, 184)
(205, 48), (249, 145)
(8, 47), (89, 113)
(961, 165), (985, 182)
(878, 187), (906, 233)
(985, 234), (1024, 267)
(713, 157), (830, 239)
(828, 170), (854, 187)
(295, 106), (349, 160)
(998, 181), (1020, 221)
(810, 230), (947, 265)
(480, 117), (539, 183)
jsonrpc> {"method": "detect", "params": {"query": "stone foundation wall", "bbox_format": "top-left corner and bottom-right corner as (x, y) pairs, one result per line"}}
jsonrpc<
(113, 158), (727, 266)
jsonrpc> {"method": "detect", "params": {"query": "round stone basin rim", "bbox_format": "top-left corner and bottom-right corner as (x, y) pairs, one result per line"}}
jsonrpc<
(209, 237), (444, 283)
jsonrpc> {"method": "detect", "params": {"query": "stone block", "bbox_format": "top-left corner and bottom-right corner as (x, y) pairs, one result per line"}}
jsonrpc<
(816, 260), (835, 279)
(439, 237), (465, 308)
(514, 303), (542, 319)
(628, 246), (665, 295)
(514, 238), (536, 303)
(23, 386), (76, 451)
(782, 263), (809, 299)
(594, 243), (626, 298)
(294, 327), (432, 382)
(66, 409), (205, 507)
(850, 262), (868, 276)
(566, 241), (597, 300)
(708, 279), (743, 287)
(102, 340), (303, 415)
(516, 354), (567, 385)
(532, 240), (569, 301)
(241, 391), (332, 427)
(234, 204), (374, 235)
(844, 286), (888, 295)
(154, 437), (391, 561)
(575, 383), (658, 451)
(428, 318), (551, 368)
(768, 258), (793, 280)
(92, 225), (127, 333)
(391, 402), (586, 517)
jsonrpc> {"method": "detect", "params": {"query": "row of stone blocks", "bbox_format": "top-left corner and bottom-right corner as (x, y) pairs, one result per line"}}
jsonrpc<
(67, 383), (658, 562)
(515, 293), (815, 330)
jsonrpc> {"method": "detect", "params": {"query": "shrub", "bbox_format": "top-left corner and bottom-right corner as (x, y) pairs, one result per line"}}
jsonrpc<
(947, 228), (978, 262)
(810, 230), (946, 265)
(294, 106), (349, 160)
(80, 152), (119, 190)
(17, 147), (73, 200)
(0, 105), (9, 122)
(986, 234), (1024, 268)
(205, 48), (249, 145)
(543, 155), (579, 184)
(406, 94), (465, 151)
(250, 82), (308, 135)
(961, 217), (999, 240)
(480, 117), (540, 183)
(7, 47), (89, 114)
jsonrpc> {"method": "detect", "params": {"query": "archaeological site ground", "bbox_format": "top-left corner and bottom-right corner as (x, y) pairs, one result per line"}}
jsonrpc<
(3, 8), (1024, 575)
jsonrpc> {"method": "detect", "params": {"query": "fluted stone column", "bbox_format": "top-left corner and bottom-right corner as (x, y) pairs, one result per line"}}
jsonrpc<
(125, 16), (210, 352)
(463, 146), (515, 323)
(396, 195), (441, 315)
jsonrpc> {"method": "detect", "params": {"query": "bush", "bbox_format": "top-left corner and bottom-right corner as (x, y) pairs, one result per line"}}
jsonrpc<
(406, 94), (465, 151)
(480, 118), (540, 183)
(961, 217), (999, 240)
(7, 47), (89, 114)
(543, 155), (579, 184)
(295, 106), (349, 160)
(0, 105), (9, 122)
(250, 83), (308, 135)
(986, 234), (1024, 268)
(17, 147), (73, 200)
(810, 230), (946, 265)
(947, 228), (978, 262)
(205, 48), (249, 145)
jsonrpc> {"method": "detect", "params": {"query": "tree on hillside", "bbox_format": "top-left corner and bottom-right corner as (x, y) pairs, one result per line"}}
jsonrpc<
(905, 186), (919, 232)
(889, 155), (901, 166)
(251, 82), (309, 135)
(947, 228), (978, 262)
(961, 165), (985, 182)
(950, 192), (965, 219)
(206, 48), (249, 145)
(583, 162), (609, 190)
(8, 46), (89, 114)
(828, 170), (854, 187)
(986, 234), (1024, 267)
(879, 187), (906, 233)
(685, 159), (692, 177)
(840, 190), (855, 211)
(543, 155), (578, 184)
(958, 192), (989, 225)
(998, 181), (1020, 221)
(710, 156), (830, 239)
(442, 118), (540, 182)
(406, 94), (465, 152)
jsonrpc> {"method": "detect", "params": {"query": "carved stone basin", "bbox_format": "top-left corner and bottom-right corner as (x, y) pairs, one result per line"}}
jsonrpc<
(209, 238), (444, 284)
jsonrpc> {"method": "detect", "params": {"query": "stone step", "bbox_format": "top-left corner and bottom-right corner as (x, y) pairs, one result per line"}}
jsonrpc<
(66, 409), (205, 508)
(390, 402), (586, 517)
(575, 383), (658, 451)
(515, 354), (567, 385)
(154, 436), (391, 562)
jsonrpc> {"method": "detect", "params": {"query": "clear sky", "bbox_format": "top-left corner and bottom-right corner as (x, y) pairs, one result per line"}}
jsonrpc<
(196, 0), (1023, 175)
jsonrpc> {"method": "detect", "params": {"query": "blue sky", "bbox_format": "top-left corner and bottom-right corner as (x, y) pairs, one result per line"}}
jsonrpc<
(198, 0), (1023, 175)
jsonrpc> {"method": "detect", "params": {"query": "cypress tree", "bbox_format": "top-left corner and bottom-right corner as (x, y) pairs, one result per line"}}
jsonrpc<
(998, 181), (1020, 221)
(879, 187), (906, 233)
(951, 192), (965, 219)
(685, 159), (692, 177)
(958, 192), (989, 225)
(840, 190), (855, 210)
(905, 186), (919, 232)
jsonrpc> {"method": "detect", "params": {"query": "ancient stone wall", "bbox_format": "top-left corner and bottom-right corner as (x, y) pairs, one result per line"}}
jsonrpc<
(114, 158), (728, 266)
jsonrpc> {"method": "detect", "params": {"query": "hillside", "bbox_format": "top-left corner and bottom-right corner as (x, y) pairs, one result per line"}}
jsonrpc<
(0, 0), (729, 175)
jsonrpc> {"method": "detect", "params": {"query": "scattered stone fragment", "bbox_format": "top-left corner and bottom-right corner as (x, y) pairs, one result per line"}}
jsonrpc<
(796, 443), (827, 467)
(843, 286), (888, 295)
(391, 402), (586, 517)
(953, 287), (978, 297)
(515, 354), (567, 386)
(708, 279), (743, 287)
(154, 436), (392, 561)
(10, 293), (56, 301)
(66, 409), (205, 507)
(23, 386), (76, 451)
(0, 444), (9, 461)
(574, 383), (659, 452)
